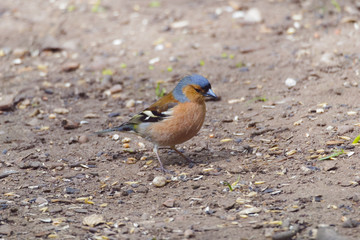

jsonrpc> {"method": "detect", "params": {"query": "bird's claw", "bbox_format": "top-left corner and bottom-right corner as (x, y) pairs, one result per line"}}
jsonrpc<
(155, 167), (175, 174)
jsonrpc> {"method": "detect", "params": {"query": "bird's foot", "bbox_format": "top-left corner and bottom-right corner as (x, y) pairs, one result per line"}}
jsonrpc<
(155, 166), (175, 174)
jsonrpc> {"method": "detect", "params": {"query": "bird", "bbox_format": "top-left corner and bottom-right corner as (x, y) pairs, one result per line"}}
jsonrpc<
(97, 74), (217, 172)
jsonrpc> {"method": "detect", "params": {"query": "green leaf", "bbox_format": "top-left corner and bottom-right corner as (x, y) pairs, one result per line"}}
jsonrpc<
(67, 5), (76, 12)
(352, 134), (360, 144)
(236, 62), (244, 68)
(255, 96), (267, 102)
(102, 69), (113, 76)
(250, 96), (267, 102)
(149, 1), (160, 7)
(120, 63), (127, 69)
(167, 66), (173, 72)
(223, 181), (233, 192)
(331, 0), (341, 12)
(155, 82), (166, 98)
(149, 65), (154, 70)
(318, 149), (344, 161)
(231, 175), (241, 188)
(92, 0), (103, 12)
(199, 60), (205, 66)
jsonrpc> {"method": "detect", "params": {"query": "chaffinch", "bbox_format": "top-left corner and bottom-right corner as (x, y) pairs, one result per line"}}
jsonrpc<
(97, 74), (217, 172)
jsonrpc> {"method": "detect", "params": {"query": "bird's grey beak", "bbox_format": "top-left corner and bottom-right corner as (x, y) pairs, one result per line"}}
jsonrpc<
(204, 89), (217, 99)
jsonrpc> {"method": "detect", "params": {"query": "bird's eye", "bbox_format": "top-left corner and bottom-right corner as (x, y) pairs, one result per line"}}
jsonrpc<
(195, 88), (201, 93)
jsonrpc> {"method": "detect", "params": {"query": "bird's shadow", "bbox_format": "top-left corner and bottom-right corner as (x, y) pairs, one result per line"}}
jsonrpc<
(158, 147), (249, 168)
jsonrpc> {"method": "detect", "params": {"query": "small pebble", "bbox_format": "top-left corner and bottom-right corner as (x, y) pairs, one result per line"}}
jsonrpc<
(149, 57), (160, 64)
(184, 229), (195, 238)
(285, 78), (297, 87)
(239, 67), (249, 72)
(109, 84), (123, 94)
(170, 21), (189, 29)
(78, 135), (89, 144)
(108, 112), (120, 118)
(49, 206), (63, 213)
(65, 187), (80, 194)
(337, 125), (354, 135)
(74, 208), (88, 214)
(112, 134), (120, 140)
(163, 198), (175, 208)
(30, 161), (41, 169)
(122, 137), (131, 143)
(272, 230), (297, 240)
(126, 157), (136, 163)
(39, 218), (52, 223)
(204, 206), (215, 215)
(155, 44), (164, 51)
(316, 226), (348, 240)
(0, 94), (15, 110)
(244, 8), (262, 23)
(342, 218), (359, 228)
(112, 39), (123, 45)
(68, 137), (78, 144)
(12, 58), (22, 65)
(13, 48), (30, 58)
(320, 52), (337, 65)
(125, 99), (135, 108)
(152, 176), (167, 187)
(287, 27), (296, 34)
(232, 11), (245, 19)
(62, 62), (80, 72)
(35, 197), (48, 206)
(0, 170), (18, 179)
(0, 224), (13, 236)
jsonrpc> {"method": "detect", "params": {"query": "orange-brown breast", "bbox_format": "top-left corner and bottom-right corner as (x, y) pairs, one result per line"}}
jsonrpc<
(147, 101), (206, 146)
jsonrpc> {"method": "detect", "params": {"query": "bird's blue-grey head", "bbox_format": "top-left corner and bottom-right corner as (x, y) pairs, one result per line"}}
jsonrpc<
(173, 74), (217, 102)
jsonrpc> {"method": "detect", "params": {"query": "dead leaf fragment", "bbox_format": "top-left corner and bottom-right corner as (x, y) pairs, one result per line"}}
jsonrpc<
(53, 108), (69, 114)
(326, 140), (344, 145)
(286, 149), (297, 156)
(171, 20), (189, 29)
(293, 119), (303, 126)
(83, 214), (105, 227)
(84, 113), (100, 119)
(61, 119), (80, 129)
(62, 62), (80, 72)
(238, 207), (262, 215)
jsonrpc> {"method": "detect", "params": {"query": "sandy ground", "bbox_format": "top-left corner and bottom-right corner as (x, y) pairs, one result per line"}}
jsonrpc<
(1, 0), (360, 239)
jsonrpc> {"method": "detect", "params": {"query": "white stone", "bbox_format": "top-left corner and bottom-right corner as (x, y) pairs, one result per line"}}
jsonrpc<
(152, 176), (166, 187)
(244, 8), (262, 23)
(285, 78), (297, 87)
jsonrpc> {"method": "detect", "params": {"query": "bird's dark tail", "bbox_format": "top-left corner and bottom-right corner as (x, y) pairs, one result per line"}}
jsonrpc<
(95, 123), (134, 135)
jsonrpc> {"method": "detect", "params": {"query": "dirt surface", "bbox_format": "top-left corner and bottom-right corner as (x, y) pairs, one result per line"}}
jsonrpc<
(1, 0), (360, 239)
